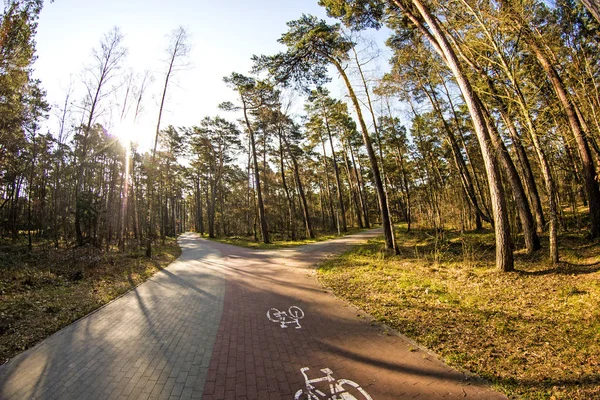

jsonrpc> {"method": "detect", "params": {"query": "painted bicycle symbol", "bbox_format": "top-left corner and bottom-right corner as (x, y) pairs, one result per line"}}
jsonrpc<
(266, 306), (305, 329)
(294, 367), (373, 400)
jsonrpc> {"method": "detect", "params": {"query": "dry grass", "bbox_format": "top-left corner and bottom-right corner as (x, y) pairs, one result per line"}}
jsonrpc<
(0, 238), (181, 364)
(317, 226), (600, 399)
(206, 227), (367, 249)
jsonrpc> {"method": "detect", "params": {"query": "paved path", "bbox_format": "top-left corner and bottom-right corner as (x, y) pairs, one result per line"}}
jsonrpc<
(0, 229), (507, 399)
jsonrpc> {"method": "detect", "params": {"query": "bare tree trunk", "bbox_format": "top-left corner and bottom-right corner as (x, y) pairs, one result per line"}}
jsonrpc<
(393, 144), (412, 231)
(421, 79), (491, 225)
(147, 27), (188, 256)
(320, 135), (337, 231)
(477, 96), (540, 253)
(440, 78), (492, 222)
(279, 133), (297, 240)
(507, 77), (560, 263)
(351, 44), (397, 245)
(500, 112), (545, 233)
(195, 175), (204, 234)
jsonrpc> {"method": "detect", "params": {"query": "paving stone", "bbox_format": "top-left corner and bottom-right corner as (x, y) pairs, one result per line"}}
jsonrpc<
(0, 234), (225, 400)
(0, 230), (507, 399)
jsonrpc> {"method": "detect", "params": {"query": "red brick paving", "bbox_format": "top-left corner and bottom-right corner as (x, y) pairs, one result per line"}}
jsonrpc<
(202, 231), (507, 400)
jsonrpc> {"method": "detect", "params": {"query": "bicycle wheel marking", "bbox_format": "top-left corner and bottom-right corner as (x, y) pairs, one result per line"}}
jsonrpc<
(294, 367), (373, 400)
(266, 305), (305, 329)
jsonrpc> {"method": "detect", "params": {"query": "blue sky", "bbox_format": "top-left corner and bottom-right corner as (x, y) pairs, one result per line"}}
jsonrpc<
(33, 0), (391, 149)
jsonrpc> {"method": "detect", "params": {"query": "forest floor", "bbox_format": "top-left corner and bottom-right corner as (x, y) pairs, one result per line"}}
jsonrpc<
(0, 238), (181, 365)
(205, 226), (368, 249)
(317, 225), (600, 399)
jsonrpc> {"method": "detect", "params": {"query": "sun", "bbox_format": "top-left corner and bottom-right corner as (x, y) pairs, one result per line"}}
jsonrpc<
(112, 121), (153, 152)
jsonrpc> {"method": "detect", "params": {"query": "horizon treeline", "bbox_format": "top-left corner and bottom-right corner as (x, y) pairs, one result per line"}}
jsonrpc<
(2, 0), (600, 271)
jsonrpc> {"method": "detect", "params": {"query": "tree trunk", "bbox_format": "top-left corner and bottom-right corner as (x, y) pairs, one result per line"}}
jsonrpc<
(283, 136), (314, 238)
(479, 96), (540, 253)
(243, 105), (269, 243)
(324, 117), (347, 232)
(342, 144), (363, 228)
(422, 79), (491, 225)
(320, 137), (337, 231)
(398, 0), (514, 270)
(279, 133), (297, 240)
(330, 59), (395, 250)
(350, 142), (370, 228)
(515, 18), (600, 238)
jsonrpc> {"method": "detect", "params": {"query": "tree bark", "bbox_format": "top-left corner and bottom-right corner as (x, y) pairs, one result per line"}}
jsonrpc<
(397, 0), (514, 270)
(342, 144), (364, 228)
(478, 97), (541, 254)
(278, 132), (297, 240)
(283, 135), (314, 238)
(243, 104), (270, 243)
(329, 58), (396, 251)
(513, 15), (600, 238)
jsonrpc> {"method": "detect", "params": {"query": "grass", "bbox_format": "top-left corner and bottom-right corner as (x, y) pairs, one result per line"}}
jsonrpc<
(0, 238), (181, 365)
(205, 226), (369, 249)
(317, 225), (600, 400)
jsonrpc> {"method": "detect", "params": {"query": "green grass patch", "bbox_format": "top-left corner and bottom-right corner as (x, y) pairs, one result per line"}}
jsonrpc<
(317, 226), (600, 399)
(205, 227), (368, 249)
(0, 238), (181, 364)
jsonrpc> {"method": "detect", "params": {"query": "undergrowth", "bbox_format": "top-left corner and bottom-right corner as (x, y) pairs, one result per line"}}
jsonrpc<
(317, 226), (600, 399)
(0, 238), (181, 364)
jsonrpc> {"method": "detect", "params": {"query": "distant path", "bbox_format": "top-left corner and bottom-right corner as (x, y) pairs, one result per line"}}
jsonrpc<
(0, 228), (506, 399)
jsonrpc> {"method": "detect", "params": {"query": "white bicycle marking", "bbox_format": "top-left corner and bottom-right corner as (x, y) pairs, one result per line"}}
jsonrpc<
(266, 306), (305, 329)
(294, 367), (373, 400)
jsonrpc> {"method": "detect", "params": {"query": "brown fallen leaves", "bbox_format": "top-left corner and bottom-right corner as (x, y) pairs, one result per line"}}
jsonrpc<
(0, 239), (181, 364)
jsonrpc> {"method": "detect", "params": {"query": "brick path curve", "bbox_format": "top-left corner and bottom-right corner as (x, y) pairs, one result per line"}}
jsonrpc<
(0, 230), (507, 399)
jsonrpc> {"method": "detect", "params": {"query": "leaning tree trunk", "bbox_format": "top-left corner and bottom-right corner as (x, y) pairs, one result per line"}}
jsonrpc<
(397, 0), (514, 270)
(486, 78), (546, 234)
(501, 112), (545, 233)
(509, 79), (560, 263)
(513, 15), (600, 239)
(479, 97), (541, 254)
(422, 80), (491, 225)
(329, 58), (396, 251)
(440, 77), (492, 223)
(353, 44), (397, 245)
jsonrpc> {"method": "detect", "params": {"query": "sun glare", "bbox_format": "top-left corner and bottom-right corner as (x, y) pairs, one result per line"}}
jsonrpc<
(113, 121), (137, 146)
(113, 121), (153, 152)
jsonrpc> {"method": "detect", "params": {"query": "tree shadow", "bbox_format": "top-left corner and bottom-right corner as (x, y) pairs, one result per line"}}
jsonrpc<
(517, 260), (600, 276)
